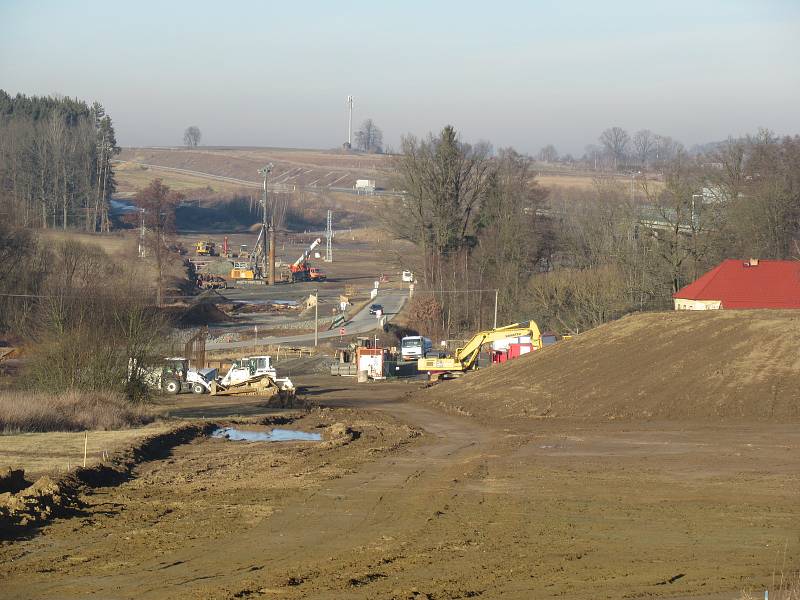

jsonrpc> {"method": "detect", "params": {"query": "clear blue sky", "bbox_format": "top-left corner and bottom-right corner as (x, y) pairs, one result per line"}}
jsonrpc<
(1, 0), (798, 154)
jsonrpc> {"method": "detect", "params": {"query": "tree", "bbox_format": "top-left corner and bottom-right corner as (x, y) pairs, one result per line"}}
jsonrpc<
(599, 127), (630, 169)
(0, 91), (118, 232)
(632, 129), (656, 166)
(355, 119), (383, 153)
(538, 144), (558, 163)
(133, 179), (183, 305)
(474, 149), (551, 324)
(639, 152), (711, 293)
(653, 134), (682, 164)
(183, 126), (201, 147)
(389, 125), (492, 284)
(386, 125), (494, 335)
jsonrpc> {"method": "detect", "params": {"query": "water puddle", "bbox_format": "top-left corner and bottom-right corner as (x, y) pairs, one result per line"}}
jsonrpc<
(211, 426), (322, 442)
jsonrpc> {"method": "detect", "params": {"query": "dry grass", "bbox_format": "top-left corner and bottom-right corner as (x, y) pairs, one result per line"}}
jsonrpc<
(0, 391), (155, 434)
(37, 229), (135, 258)
(740, 570), (800, 600)
(114, 161), (249, 195)
(536, 173), (666, 193)
(0, 423), (171, 477)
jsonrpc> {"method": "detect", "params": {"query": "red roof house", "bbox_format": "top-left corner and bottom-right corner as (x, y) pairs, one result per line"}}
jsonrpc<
(673, 259), (800, 310)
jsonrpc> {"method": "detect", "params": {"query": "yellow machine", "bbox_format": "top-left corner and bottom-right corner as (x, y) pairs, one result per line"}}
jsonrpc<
(194, 240), (216, 256)
(230, 261), (256, 280)
(417, 321), (542, 378)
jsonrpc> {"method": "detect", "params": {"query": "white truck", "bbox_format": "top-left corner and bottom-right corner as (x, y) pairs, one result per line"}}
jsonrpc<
(400, 336), (432, 361)
(355, 179), (376, 193)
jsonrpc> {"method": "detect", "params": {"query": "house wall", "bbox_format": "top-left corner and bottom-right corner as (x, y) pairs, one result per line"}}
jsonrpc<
(673, 298), (722, 311)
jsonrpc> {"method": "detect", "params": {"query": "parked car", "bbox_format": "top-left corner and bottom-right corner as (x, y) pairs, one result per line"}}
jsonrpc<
(369, 303), (384, 315)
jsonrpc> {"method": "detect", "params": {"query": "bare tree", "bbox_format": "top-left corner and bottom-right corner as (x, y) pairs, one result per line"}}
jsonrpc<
(599, 127), (630, 169)
(355, 119), (383, 153)
(639, 153), (710, 292)
(632, 129), (656, 166)
(183, 126), (201, 148)
(653, 134), (682, 164)
(538, 144), (558, 163)
(133, 179), (183, 305)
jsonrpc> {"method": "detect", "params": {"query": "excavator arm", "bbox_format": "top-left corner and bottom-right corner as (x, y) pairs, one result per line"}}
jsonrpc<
(418, 321), (542, 375)
(454, 322), (542, 370)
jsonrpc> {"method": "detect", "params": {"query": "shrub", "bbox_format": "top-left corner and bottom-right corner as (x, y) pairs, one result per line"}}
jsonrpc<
(0, 391), (154, 433)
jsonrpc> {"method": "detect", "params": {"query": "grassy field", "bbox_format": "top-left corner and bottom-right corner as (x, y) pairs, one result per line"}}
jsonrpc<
(536, 172), (665, 196)
(38, 229), (136, 257)
(114, 160), (253, 196)
(0, 422), (171, 478)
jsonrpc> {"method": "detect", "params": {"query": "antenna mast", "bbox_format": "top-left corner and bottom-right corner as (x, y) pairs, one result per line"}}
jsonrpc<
(346, 95), (354, 148)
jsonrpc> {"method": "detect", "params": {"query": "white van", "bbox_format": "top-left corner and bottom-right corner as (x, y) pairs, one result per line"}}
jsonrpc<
(401, 336), (432, 361)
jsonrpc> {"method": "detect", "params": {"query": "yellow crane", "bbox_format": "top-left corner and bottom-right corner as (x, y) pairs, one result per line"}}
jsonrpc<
(417, 321), (542, 379)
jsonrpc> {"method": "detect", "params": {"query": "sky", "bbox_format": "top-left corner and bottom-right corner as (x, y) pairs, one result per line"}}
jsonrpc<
(1, 0), (799, 155)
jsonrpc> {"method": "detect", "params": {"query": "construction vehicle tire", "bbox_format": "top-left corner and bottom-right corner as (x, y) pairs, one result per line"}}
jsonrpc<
(192, 383), (206, 394)
(164, 379), (181, 395)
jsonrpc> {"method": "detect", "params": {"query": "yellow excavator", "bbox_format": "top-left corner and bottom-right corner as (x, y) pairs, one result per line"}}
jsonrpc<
(417, 321), (542, 379)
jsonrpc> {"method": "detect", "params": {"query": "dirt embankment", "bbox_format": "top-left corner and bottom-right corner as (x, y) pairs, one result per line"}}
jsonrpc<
(0, 422), (214, 536)
(422, 310), (800, 423)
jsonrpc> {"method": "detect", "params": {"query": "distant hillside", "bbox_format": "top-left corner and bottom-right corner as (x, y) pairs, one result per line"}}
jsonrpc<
(117, 147), (393, 192)
(420, 311), (800, 421)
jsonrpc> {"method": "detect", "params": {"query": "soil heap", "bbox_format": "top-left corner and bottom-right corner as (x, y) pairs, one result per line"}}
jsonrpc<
(421, 310), (800, 422)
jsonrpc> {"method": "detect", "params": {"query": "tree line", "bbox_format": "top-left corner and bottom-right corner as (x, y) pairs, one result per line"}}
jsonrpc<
(0, 220), (169, 401)
(387, 126), (800, 338)
(0, 90), (119, 231)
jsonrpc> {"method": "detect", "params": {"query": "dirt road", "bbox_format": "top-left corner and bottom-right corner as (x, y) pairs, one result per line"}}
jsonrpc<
(2, 378), (798, 599)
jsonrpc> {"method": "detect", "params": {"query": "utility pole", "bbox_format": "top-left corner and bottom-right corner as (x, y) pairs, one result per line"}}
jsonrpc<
(493, 289), (499, 329)
(314, 289), (319, 347)
(258, 164), (274, 284)
(138, 208), (146, 258)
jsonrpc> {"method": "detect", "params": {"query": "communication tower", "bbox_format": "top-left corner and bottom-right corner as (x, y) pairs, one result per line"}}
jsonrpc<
(325, 210), (333, 262)
(346, 95), (354, 148)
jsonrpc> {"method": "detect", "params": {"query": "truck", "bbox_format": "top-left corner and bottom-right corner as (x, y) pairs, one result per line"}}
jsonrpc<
(400, 336), (432, 361)
(417, 321), (543, 380)
(282, 238), (326, 282)
(355, 179), (376, 193)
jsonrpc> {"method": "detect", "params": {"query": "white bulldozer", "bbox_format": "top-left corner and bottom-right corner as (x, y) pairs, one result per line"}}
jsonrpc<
(138, 355), (294, 400)
(210, 355), (295, 398)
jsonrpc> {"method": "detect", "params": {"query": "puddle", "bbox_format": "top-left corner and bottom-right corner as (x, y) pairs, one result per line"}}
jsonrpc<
(211, 427), (322, 442)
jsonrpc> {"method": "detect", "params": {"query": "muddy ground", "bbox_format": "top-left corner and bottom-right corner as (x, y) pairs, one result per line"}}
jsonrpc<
(1, 377), (798, 599)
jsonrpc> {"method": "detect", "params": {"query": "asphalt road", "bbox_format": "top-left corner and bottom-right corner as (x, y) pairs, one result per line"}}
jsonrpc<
(205, 288), (407, 349)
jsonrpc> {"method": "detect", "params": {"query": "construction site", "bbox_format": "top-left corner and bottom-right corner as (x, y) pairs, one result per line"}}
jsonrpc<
(1, 45), (799, 598)
(2, 160), (799, 597)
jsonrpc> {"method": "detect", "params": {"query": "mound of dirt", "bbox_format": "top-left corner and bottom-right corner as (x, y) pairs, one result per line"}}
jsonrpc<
(177, 301), (233, 326)
(421, 310), (800, 422)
